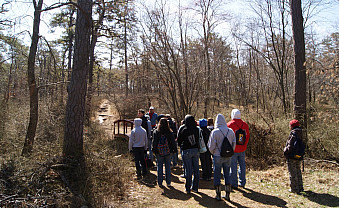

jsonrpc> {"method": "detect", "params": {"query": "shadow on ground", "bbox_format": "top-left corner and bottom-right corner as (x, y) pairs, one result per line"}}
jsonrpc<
(304, 191), (339, 207)
(238, 187), (287, 208)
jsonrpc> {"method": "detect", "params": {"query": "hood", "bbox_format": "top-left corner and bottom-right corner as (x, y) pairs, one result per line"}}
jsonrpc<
(184, 115), (196, 129)
(134, 118), (142, 127)
(231, 109), (241, 119)
(215, 114), (227, 128)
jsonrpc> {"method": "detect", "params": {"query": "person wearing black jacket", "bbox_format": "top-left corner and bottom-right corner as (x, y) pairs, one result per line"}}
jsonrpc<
(177, 115), (200, 194)
(152, 118), (177, 187)
(199, 118), (212, 181)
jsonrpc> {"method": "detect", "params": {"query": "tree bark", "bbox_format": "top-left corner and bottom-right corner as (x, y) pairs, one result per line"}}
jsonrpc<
(22, 0), (43, 156)
(290, 0), (307, 141)
(63, 0), (92, 161)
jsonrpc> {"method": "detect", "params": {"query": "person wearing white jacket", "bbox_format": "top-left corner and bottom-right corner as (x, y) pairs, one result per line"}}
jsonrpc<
(129, 118), (148, 179)
(208, 114), (236, 201)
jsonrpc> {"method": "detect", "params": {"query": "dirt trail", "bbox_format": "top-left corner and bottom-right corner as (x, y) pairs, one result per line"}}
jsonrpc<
(96, 99), (339, 208)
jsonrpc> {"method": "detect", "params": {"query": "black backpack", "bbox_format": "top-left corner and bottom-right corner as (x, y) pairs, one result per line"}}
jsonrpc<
(235, 123), (246, 145)
(287, 133), (305, 160)
(220, 129), (234, 158)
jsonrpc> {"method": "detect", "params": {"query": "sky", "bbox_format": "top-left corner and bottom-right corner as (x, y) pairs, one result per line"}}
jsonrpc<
(1, 0), (338, 51)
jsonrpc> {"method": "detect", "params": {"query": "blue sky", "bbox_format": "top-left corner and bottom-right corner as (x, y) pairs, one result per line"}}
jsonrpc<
(2, 0), (338, 46)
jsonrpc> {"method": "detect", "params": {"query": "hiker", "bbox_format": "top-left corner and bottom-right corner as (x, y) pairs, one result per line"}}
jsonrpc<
(129, 118), (148, 179)
(199, 118), (212, 181)
(227, 109), (250, 189)
(207, 117), (214, 131)
(147, 106), (158, 128)
(284, 119), (304, 194)
(166, 114), (179, 167)
(177, 115), (200, 194)
(152, 118), (177, 187)
(208, 114), (236, 201)
(138, 109), (153, 163)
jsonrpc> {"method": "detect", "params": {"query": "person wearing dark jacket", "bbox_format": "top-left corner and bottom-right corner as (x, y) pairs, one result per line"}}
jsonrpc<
(177, 115), (200, 194)
(283, 119), (304, 194)
(199, 118), (212, 181)
(152, 118), (177, 187)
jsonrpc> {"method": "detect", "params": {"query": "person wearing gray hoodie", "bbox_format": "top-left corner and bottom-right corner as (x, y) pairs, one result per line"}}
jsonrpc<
(208, 114), (236, 201)
(129, 118), (148, 179)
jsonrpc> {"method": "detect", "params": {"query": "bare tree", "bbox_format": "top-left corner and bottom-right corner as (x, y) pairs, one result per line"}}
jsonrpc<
(22, 0), (43, 156)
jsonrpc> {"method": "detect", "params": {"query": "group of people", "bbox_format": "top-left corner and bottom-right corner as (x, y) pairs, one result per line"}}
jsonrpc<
(129, 106), (305, 202)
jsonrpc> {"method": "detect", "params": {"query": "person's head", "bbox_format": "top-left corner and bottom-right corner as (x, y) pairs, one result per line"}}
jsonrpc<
(138, 109), (145, 118)
(231, 109), (241, 120)
(289, 119), (300, 130)
(207, 118), (214, 126)
(149, 106), (155, 113)
(157, 117), (172, 133)
(215, 114), (227, 128)
(184, 115), (196, 129)
(199, 118), (208, 128)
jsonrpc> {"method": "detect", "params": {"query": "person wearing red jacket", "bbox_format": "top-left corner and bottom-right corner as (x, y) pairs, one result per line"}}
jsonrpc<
(227, 109), (250, 189)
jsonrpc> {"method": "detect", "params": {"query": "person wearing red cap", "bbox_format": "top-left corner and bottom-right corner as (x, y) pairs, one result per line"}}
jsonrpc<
(284, 119), (304, 194)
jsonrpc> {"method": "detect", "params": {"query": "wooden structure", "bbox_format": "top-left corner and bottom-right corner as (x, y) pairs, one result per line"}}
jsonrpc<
(113, 119), (133, 138)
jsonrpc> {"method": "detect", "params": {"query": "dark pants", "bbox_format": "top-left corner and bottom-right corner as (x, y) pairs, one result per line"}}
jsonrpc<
(133, 147), (147, 176)
(287, 159), (303, 192)
(200, 151), (212, 180)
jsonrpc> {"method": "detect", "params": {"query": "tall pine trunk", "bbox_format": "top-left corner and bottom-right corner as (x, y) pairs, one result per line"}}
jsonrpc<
(63, 0), (92, 161)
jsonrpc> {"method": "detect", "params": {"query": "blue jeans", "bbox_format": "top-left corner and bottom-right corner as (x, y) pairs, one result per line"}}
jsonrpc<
(213, 156), (231, 186)
(182, 148), (200, 192)
(133, 147), (147, 176)
(156, 154), (172, 186)
(171, 152), (178, 166)
(230, 151), (246, 187)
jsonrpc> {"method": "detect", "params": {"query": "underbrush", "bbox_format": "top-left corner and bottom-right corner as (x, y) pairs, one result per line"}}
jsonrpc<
(0, 98), (134, 207)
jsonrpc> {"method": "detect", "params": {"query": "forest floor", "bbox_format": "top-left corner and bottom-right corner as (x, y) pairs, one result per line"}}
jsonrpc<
(95, 99), (339, 208)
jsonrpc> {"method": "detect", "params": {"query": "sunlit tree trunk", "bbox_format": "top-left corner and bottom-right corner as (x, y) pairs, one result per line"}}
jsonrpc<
(63, 0), (92, 161)
(290, 0), (307, 141)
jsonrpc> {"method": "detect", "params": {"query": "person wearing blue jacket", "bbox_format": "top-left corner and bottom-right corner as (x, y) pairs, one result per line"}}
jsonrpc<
(129, 118), (148, 179)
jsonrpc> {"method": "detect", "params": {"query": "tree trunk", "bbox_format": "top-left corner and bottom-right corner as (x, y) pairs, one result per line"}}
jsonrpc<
(63, 0), (92, 161)
(290, 0), (307, 141)
(22, 0), (43, 156)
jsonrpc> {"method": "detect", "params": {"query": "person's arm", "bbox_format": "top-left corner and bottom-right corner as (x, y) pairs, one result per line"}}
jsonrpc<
(147, 121), (152, 139)
(129, 130), (134, 151)
(208, 130), (217, 155)
(284, 133), (296, 156)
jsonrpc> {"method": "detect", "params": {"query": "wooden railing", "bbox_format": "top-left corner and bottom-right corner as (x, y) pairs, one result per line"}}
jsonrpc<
(113, 119), (134, 138)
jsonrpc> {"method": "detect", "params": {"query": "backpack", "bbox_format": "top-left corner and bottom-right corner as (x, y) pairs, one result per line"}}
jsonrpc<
(235, 123), (246, 145)
(287, 133), (305, 160)
(220, 129), (234, 158)
(157, 135), (170, 156)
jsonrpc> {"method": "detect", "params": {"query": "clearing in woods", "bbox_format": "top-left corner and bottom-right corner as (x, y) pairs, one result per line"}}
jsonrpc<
(96, 100), (339, 208)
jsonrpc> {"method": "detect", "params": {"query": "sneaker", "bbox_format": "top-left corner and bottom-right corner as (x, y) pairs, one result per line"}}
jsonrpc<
(288, 189), (301, 194)
(191, 189), (199, 193)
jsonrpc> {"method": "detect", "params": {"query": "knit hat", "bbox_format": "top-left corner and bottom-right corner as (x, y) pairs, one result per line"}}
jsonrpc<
(199, 118), (208, 127)
(231, 109), (241, 119)
(289, 119), (300, 128)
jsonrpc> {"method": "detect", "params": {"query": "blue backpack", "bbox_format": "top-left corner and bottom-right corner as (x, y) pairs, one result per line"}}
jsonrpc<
(157, 135), (170, 156)
(287, 133), (305, 160)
